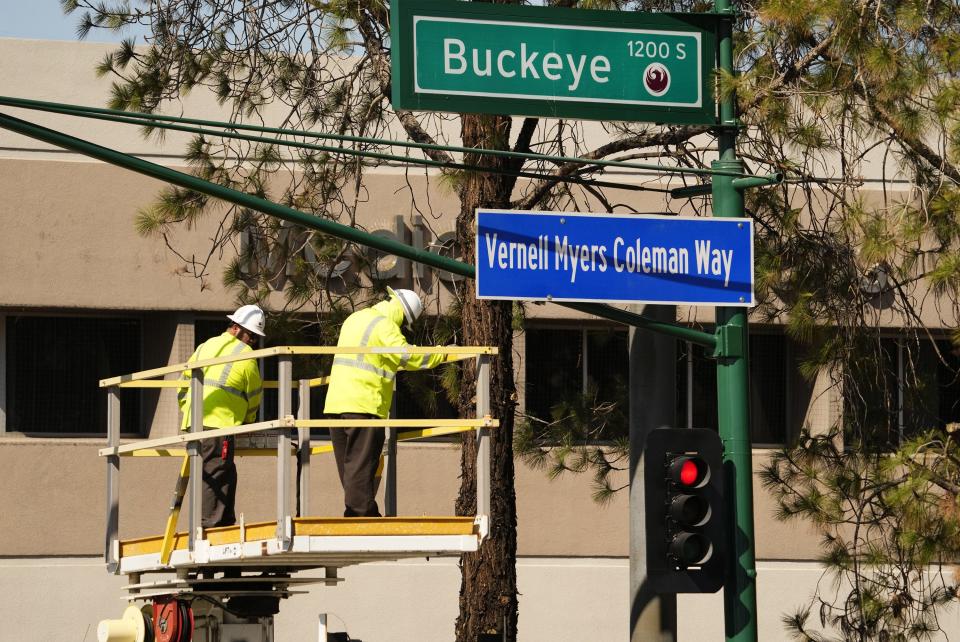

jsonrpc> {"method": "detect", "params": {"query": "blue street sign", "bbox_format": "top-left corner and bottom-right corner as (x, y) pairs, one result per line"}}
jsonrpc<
(476, 209), (754, 306)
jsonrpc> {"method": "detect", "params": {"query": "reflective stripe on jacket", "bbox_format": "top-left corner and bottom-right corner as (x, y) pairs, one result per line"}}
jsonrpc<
(178, 332), (263, 430)
(323, 298), (445, 418)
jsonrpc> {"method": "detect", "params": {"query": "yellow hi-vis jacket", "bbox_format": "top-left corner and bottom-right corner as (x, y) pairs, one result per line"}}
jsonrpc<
(178, 332), (263, 430)
(323, 298), (445, 419)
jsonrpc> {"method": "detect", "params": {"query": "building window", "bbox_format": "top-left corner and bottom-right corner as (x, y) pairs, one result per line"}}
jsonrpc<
(395, 371), (459, 420)
(524, 326), (794, 446)
(524, 326), (629, 440)
(194, 318), (229, 346)
(915, 340), (960, 428)
(677, 331), (792, 446)
(845, 337), (960, 450)
(748, 333), (790, 445)
(676, 340), (718, 434)
(5, 315), (142, 435)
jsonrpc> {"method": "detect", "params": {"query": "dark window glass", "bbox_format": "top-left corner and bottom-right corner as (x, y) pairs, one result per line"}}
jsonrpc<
(586, 328), (629, 439)
(905, 339), (960, 432)
(525, 328), (583, 423)
(676, 341), (718, 432)
(932, 341), (960, 424)
(258, 322), (326, 423)
(677, 332), (789, 445)
(750, 334), (788, 444)
(396, 370), (458, 420)
(260, 321), (339, 433)
(194, 319), (228, 347)
(845, 338), (901, 450)
(849, 338), (960, 450)
(587, 329), (629, 407)
(6, 316), (141, 434)
(524, 326), (628, 441)
(392, 322), (459, 422)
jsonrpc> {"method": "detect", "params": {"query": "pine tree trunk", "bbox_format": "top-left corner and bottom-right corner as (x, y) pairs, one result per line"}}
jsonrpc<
(454, 112), (519, 642)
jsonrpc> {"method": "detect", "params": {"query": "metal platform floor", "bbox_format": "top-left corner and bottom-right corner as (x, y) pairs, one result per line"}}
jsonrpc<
(117, 515), (486, 578)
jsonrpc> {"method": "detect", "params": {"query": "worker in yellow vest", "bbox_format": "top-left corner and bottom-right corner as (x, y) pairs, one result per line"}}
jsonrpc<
(178, 304), (265, 527)
(324, 288), (448, 517)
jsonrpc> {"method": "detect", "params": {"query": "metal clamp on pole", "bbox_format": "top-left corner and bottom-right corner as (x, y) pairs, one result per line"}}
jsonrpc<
(712, 324), (745, 360)
(731, 173), (783, 190)
(670, 172), (783, 199)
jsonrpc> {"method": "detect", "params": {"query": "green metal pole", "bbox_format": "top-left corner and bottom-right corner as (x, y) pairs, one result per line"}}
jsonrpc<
(713, 167), (757, 642)
(0, 110), (717, 349)
(712, 0), (758, 637)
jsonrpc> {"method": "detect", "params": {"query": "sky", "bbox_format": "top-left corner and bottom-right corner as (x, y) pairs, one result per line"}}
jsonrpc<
(0, 1), (144, 42)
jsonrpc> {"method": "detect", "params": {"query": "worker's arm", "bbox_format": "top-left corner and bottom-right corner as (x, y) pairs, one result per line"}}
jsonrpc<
(176, 347), (202, 411)
(379, 321), (446, 372)
(243, 359), (263, 424)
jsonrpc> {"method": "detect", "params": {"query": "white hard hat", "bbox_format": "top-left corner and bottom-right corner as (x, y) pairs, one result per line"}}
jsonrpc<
(227, 304), (266, 337)
(387, 287), (423, 327)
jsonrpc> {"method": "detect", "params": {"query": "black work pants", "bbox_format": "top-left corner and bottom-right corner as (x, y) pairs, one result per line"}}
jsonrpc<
(329, 413), (383, 517)
(199, 433), (236, 528)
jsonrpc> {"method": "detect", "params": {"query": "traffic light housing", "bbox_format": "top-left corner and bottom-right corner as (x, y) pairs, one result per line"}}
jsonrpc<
(644, 427), (725, 593)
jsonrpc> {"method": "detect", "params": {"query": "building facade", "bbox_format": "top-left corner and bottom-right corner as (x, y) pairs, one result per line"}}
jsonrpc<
(1, 38), (959, 641)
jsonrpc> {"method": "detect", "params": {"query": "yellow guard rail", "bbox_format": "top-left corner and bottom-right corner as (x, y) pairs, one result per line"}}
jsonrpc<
(98, 345), (497, 573)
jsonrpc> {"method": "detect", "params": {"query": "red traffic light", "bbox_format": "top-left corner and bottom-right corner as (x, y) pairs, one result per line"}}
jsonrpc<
(644, 428), (725, 592)
(667, 455), (708, 488)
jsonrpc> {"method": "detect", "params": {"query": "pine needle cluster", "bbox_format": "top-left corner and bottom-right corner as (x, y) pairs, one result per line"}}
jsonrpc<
(514, 381), (629, 505)
(762, 429), (960, 640)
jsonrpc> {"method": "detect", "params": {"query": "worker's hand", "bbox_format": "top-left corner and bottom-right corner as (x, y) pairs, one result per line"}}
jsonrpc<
(443, 348), (460, 363)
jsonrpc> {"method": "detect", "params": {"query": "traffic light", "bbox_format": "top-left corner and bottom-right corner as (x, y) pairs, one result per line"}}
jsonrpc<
(644, 427), (725, 593)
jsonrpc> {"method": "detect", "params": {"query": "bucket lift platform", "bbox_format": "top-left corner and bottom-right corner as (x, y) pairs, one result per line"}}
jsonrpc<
(99, 346), (497, 612)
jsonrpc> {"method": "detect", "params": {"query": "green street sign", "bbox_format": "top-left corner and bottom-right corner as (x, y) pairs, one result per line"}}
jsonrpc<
(391, 0), (718, 125)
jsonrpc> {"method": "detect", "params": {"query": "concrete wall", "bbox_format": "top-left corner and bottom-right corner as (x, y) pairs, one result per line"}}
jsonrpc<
(0, 158), (232, 311)
(10, 557), (960, 641)
(0, 555), (629, 642)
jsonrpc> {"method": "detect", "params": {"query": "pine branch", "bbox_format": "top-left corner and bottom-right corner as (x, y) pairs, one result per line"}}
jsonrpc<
(743, 30), (837, 114)
(514, 126), (709, 209)
(803, 40), (960, 185)
(856, 79), (960, 184)
(353, 3), (454, 165)
(509, 117), (540, 175)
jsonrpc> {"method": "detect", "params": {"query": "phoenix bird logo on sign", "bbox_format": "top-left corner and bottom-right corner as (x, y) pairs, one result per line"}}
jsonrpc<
(644, 63), (671, 96)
